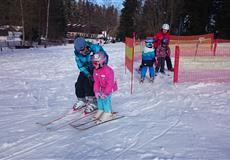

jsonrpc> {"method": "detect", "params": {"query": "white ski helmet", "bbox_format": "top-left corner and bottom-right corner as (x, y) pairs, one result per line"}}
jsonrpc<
(162, 23), (170, 30)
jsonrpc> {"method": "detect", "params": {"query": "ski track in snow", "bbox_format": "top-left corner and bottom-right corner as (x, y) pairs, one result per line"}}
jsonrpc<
(1, 135), (59, 160)
(112, 88), (185, 160)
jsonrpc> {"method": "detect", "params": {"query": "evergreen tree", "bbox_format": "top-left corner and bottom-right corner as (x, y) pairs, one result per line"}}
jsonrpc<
(48, 0), (68, 40)
(0, 0), (21, 26)
(217, 0), (229, 39)
(1, 0), (229, 42)
(181, 0), (212, 35)
(117, 0), (141, 41)
(142, 0), (157, 37)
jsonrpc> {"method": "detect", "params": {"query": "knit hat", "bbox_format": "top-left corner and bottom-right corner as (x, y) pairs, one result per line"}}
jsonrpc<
(74, 37), (87, 51)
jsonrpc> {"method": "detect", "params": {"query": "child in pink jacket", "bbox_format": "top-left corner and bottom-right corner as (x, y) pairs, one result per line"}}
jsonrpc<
(91, 52), (117, 123)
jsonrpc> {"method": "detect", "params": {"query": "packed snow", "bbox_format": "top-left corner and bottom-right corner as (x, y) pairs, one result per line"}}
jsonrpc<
(0, 42), (230, 160)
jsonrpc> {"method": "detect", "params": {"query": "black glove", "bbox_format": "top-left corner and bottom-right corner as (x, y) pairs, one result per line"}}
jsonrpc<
(87, 75), (94, 87)
(88, 75), (93, 81)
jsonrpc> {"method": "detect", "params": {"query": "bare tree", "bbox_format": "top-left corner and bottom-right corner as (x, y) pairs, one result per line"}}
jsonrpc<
(19, 0), (25, 46)
(45, 0), (50, 48)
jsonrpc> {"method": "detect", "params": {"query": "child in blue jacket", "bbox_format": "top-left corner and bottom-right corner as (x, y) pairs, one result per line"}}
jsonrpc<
(140, 38), (156, 83)
(73, 37), (108, 113)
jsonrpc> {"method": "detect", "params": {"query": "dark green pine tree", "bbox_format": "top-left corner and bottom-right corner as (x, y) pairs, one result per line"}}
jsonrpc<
(218, 0), (230, 39)
(63, 0), (76, 36)
(141, 0), (157, 37)
(182, 0), (212, 35)
(117, 0), (140, 41)
(0, 0), (21, 26)
(23, 0), (42, 42)
(48, 0), (68, 40)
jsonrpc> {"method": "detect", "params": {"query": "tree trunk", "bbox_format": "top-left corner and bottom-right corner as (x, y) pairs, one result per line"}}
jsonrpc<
(45, 0), (50, 48)
(20, 0), (25, 46)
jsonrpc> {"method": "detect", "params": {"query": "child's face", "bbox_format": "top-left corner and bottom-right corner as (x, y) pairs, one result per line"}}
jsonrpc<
(145, 42), (152, 48)
(79, 47), (87, 55)
(162, 29), (168, 33)
(93, 61), (100, 69)
(162, 44), (167, 47)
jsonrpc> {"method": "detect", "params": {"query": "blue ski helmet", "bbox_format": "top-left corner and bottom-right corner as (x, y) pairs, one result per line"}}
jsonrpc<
(145, 38), (155, 48)
(162, 38), (169, 45)
(74, 37), (87, 52)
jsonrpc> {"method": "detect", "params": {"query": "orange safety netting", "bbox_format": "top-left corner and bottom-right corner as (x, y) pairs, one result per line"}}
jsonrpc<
(129, 33), (230, 84)
(170, 33), (214, 57)
(133, 41), (142, 61)
(173, 34), (230, 83)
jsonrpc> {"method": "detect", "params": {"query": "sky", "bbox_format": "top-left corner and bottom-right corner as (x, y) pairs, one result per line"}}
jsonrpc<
(0, 42), (230, 160)
(95, 0), (123, 9)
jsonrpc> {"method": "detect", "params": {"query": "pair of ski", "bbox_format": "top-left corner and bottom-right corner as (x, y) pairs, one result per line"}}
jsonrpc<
(36, 107), (84, 126)
(69, 112), (125, 131)
(36, 106), (88, 126)
(36, 106), (97, 131)
(140, 78), (154, 84)
(155, 72), (171, 77)
(36, 107), (124, 131)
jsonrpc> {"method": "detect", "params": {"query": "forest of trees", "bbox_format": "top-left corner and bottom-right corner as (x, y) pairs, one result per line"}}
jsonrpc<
(0, 0), (119, 44)
(118, 0), (230, 41)
(0, 0), (229, 44)
(0, 0), (67, 43)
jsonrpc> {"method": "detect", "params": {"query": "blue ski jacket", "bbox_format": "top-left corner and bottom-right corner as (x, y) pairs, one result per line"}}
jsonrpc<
(142, 46), (155, 61)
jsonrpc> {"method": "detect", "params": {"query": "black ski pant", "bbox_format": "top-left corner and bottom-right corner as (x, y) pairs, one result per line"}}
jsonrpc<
(75, 72), (95, 98)
(165, 55), (173, 70)
(156, 57), (165, 73)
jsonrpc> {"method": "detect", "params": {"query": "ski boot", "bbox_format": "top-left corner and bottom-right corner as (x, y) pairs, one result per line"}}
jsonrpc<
(149, 77), (154, 83)
(93, 110), (104, 120)
(140, 78), (144, 83)
(73, 98), (87, 110)
(168, 68), (174, 72)
(84, 103), (97, 114)
(96, 112), (113, 124)
(84, 96), (97, 114)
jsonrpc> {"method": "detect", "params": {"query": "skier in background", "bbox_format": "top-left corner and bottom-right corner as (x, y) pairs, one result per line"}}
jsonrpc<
(140, 38), (156, 83)
(155, 38), (171, 74)
(154, 23), (174, 72)
(73, 37), (108, 114)
(91, 51), (118, 123)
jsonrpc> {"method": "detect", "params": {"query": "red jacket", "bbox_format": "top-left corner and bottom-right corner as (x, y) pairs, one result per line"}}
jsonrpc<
(153, 31), (170, 49)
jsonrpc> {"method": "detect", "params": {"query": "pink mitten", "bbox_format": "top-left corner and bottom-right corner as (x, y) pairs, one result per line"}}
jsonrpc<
(95, 92), (100, 99)
(100, 93), (107, 99)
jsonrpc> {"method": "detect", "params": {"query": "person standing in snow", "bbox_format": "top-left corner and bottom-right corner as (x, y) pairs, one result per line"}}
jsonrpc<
(154, 23), (174, 72)
(73, 37), (108, 114)
(155, 38), (171, 74)
(140, 38), (156, 83)
(91, 52), (117, 123)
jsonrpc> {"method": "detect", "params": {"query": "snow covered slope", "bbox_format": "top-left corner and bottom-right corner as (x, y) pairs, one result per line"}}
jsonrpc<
(0, 43), (230, 160)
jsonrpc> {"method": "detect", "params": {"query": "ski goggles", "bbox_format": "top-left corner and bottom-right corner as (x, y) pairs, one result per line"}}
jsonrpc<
(79, 47), (85, 51)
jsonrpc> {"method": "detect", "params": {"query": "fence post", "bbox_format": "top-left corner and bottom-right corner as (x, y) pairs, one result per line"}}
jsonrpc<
(173, 46), (180, 84)
(130, 32), (136, 94)
(213, 39), (217, 56)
